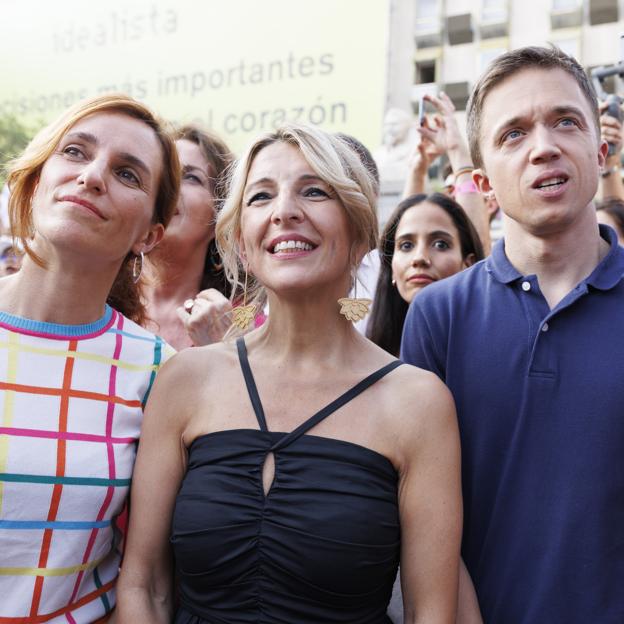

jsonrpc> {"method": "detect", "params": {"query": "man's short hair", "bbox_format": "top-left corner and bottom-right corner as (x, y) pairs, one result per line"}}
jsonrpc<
(466, 45), (600, 169)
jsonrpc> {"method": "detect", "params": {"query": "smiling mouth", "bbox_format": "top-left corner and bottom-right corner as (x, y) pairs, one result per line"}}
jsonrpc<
(271, 240), (317, 254)
(60, 195), (104, 219)
(534, 176), (568, 190)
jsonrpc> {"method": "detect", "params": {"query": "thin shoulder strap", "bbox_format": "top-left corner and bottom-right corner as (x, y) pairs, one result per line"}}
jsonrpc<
(271, 360), (403, 453)
(236, 337), (268, 431)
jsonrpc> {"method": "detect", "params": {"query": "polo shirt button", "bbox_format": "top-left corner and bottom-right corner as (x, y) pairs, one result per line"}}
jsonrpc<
(522, 281), (531, 291)
(542, 322), (549, 332)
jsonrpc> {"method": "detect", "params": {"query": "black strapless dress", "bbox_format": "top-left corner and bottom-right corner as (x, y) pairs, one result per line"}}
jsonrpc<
(171, 338), (402, 623)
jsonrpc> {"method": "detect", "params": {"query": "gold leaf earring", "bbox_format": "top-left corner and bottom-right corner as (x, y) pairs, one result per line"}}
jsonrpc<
(338, 273), (372, 322)
(231, 266), (257, 330)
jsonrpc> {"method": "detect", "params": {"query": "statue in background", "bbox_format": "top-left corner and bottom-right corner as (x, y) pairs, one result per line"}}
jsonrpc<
(374, 107), (418, 183)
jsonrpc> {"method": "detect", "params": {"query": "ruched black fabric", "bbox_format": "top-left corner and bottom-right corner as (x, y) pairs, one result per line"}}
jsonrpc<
(171, 338), (403, 624)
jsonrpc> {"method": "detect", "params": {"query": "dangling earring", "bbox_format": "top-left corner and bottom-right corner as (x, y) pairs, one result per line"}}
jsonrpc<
(391, 279), (396, 286)
(132, 251), (144, 284)
(338, 271), (372, 322)
(231, 265), (257, 330)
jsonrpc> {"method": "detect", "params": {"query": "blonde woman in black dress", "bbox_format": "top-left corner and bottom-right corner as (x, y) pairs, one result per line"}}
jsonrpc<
(116, 125), (461, 624)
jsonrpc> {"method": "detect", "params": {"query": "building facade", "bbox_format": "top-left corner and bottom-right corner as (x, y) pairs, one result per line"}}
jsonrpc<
(387, 0), (623, 115)
(375, 0), (622, 221)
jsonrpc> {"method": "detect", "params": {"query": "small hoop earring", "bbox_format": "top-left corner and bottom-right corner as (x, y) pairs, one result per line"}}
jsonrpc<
(338, 269), (372, 322)
(132, 251), (144, 284)
(231, 265), (257, 330)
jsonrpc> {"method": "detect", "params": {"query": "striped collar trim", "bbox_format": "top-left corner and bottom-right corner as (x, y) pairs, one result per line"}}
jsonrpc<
(0, 305), (115, 340)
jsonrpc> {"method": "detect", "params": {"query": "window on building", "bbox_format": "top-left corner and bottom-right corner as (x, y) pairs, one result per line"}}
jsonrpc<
(550, 0), (582, 28)
(415, 59), (436, 85)
(551, 0), (580, 9)
(416, 0), (440, 33)
(416, 0), (438, 19)
(588, 0), (619, 26)
(482, 0), (507, 23)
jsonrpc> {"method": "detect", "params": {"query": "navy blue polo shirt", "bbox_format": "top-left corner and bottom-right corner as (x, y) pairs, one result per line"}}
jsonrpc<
(401, 225), (624, 624)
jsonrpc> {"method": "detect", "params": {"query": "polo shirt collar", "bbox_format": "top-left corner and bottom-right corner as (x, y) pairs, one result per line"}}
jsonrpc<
(485, 224), (624, 291)
(485, 238), (522, 284)
(586, 224), (624, 291)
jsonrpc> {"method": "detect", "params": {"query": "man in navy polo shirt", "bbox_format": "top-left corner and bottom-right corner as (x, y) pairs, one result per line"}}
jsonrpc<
(401, 46), (624, 623)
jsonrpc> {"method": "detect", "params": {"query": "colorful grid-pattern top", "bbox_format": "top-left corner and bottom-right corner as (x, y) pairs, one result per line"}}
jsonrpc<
(0, 305), (173, 623)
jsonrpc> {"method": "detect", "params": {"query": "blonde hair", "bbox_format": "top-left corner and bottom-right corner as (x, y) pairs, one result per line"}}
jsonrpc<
(216, 124), (378, 308)
(6, 93), (180, 323)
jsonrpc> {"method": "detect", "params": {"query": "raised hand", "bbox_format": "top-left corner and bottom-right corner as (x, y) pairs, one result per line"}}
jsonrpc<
(176, 288), (233, 346)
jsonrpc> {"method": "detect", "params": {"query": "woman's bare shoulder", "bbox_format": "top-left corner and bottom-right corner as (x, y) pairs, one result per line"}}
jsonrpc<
(377, 362), (457, 452)
(157, 339), (239, 382)
(375, 359), (450, 404)
(144, 340), (242, 435)
(147, 340), (242, 417)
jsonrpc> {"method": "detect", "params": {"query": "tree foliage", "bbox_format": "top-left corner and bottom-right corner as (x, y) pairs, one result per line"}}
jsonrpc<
(0, 115), (35, 186)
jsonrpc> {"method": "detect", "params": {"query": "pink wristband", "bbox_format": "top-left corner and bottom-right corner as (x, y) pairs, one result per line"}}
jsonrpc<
(455, 180), (478, 194)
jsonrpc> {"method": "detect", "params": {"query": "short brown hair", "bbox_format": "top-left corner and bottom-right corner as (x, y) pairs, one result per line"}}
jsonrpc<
(7, 93), (180, 323)
(466, 45), (600, 169)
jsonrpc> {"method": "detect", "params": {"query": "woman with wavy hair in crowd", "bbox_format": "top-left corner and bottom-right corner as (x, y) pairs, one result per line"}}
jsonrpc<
(143, 125), (235, 349)
(368, 192), (484, 357)
(0, 94), (179, 622)
(116, 124), (461, 623)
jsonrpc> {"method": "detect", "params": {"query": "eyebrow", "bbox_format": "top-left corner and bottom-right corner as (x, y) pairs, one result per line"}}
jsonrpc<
(551, 105), (587, 119)
(396, 229), (454, 240)
(64, 131), (97, 145)
(182, 164), (205, 174)
(299, 174), (324, 182)
(244, 176), (272, 192)
(492, 105), (589, 141)
(245, 173), (325, 191)
(62, 131), (152, 179)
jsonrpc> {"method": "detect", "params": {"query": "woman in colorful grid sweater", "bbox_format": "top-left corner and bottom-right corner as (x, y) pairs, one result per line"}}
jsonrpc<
(0, 94), (178, 622)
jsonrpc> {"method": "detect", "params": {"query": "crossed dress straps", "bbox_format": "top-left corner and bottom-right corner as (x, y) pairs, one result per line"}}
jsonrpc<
(236, 337), (402, 453)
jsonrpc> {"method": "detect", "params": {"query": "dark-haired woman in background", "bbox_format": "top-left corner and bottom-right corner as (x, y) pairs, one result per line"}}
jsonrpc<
(368, 192), (484, 356)
(144, 124), (235, 349)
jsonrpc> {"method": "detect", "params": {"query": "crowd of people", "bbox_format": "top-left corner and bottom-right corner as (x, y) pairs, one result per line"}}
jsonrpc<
(0, 44), (623, 623)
